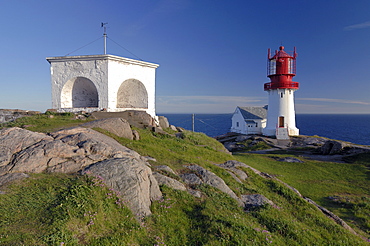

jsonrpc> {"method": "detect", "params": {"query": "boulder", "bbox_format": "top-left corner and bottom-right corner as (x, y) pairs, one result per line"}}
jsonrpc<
(217, 160), (248, 182)
(241, 194), (274, 209)
(185, 164), (243, 206)
(158, 116), (170, 129)
(10, 139), (79, 173)
(132, 130), (140, 140)
(81, 118), (133, 139)
(153, 172), (187, 191)
(155, 165), (176, 175)
(235, 135), (252, 142)
(180, 173), (203, 185)
(50, 127), (139, 159)
(169, 125), (178, 131)
(223, 142), (245, 152)
(0, 127), (53, 168)
(0, 127), (142, 176)
(0, 173), (29, 187)
(320, 140), (348, 155)
(187, 188), (202, 198)
(91, 110), (155, 129)
(276, 157), (304, 163)
(82, 157), (162, 218)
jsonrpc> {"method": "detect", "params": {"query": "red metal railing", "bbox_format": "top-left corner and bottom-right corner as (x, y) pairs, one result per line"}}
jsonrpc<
(264, 82), (299, 90)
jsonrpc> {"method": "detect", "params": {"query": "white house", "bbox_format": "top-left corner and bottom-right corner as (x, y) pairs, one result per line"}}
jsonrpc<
(230, 106), (267, 135)
(46, 54), (159, 117)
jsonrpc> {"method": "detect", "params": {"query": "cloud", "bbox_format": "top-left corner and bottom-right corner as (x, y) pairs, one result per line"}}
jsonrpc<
(298, 97), (370, 105)
(156, 95), (266, 113)
(156, 96), (370, 114)
(344, 21), (370, 31)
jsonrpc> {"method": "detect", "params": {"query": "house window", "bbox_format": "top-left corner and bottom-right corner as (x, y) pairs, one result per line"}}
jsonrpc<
(255, 123), (258, 127)
(236, 122), (239, 127)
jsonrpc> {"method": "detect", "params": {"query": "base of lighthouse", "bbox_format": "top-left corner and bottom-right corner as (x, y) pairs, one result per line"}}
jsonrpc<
(262, 89), (299, 137)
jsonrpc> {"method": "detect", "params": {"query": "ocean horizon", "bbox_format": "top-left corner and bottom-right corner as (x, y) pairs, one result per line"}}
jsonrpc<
(161, 113), (370, 146)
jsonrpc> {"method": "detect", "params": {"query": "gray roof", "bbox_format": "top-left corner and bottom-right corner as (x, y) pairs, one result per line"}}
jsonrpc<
(238, 106), (267, 120)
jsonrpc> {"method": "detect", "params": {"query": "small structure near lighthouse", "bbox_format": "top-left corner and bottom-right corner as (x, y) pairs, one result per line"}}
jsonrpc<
(46, 55), (159, 117)
(262, 46), (299, 138)
(46, 25), (159, 117)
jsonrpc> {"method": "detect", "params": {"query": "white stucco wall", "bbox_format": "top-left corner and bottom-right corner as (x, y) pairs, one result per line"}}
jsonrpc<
(107, 56), (157, 116)
(46, 55), (158, 117)
(263, 89), (299, 136)
(230, 109), (245, 133)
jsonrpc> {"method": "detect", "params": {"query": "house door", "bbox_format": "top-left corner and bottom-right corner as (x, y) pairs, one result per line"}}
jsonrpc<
(278, 116), (284, 127)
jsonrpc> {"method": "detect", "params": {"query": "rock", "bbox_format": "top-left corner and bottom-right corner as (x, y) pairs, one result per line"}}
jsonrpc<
(158, 116), (170, 129)
(151, 126), (171, 136)
(276, 157), (304, 163)
(187, 188), (202, 198)
(50, 127), (139, 159)
(153, 172), (186, 191)
(81, 118), (133, 139)
(291, 136), (327, 147)
(185, 164), (243, 206)
(320, 140), (348, 155)
(241, 194), (274, 209)
(10, 139), (79, 173)
(169, 125), (177, 131)
(223, 142), (245, 152)
(0, 109), (41, 123)
(180, 173), (203, 185)
(82, 157), (162, 218)
(217, 160), (249, 182)
(91, 110), (155, 129)
(0, 173), (29, 187)
(155, 165), (176, 175)
(235, 135), (252, 142)
(132, 130), (140, 140)
(141, 156), (156, 163)
(0, 127), (142, 176)
(176, 127), (185, 132)
(0, 127), (53, 169)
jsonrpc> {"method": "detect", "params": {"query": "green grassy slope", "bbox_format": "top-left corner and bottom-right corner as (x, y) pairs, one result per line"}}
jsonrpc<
(0, 114), (368, 245)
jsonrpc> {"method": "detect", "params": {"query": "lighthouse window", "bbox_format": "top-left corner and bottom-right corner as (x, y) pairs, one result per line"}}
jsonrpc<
(268, 59), (276, 75)
(287, 58), (295, 74)
(281, 92), (283, 98)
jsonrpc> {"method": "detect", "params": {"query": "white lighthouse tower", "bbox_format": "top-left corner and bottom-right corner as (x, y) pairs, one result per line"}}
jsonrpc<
(262, 46), (299, 137)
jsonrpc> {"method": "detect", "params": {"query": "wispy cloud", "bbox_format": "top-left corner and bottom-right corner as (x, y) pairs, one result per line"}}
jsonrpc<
(299, 97), (370, 105)
(344, 21), (370, 31)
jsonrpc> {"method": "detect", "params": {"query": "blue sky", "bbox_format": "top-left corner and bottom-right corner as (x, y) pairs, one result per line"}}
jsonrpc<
(1, 0), (370, 114)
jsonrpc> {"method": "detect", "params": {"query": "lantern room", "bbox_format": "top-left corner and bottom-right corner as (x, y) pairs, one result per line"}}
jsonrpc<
(264, 46), (299, 90)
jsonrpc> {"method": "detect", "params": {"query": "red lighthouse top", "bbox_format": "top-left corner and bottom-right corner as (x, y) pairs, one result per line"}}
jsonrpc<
(264, 46), (299, 91)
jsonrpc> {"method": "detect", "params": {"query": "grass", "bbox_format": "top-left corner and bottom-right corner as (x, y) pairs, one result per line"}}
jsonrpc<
(0, 113), (91, 133)
(235, 151), (370, 238)
(1, 170), (364, 245)
(0, 114), (369, 244)
(0, 173), (147, 245)
(98, 128), (233, 172)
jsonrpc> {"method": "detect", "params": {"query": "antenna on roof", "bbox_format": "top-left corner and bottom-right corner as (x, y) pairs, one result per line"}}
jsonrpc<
(101, 22), (108, 54)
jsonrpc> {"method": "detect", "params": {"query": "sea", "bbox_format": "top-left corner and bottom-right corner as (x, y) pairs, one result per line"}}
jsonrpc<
(161, 114), (370, 146)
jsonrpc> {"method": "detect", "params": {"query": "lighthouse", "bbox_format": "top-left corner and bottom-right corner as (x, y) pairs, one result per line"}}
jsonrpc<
(262, 46), (299, 137)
